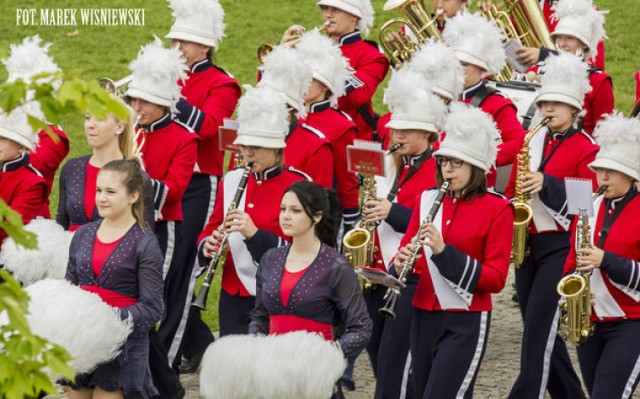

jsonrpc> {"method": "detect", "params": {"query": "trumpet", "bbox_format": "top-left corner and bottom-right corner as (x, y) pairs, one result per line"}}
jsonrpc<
(379, 180), (449, 319)
(257, 22), (330, 64)
(99, 74), (134, 97)
(192, 163), (253, 310)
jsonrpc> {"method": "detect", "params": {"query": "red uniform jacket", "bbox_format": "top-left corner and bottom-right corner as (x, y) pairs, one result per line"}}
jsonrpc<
(461, 81), (525, 168)
(505, 127), (598, 234)
(198, 165), (309, 297)
(564, 190), (640, 321)
(582, 68), (614, 136)
(376, 112), (392, 150)
(175, 59), (241, 177)
(137, 114), (198, 221)
(284, 121), (334, 189)
(30, 125), (69, 218)
(405, 190), (513, 311)
(302, 99), (359, 215)
(337, 31), (390, 141)
(0, 153), (47, 250)
(372, 151), (438, 271)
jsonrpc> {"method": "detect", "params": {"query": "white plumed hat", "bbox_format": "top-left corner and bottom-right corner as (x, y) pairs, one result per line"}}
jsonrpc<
(0, 104), (38, 150)
(406, 39), (465, 101)
(125, 38), (187, 112)
(442, 12), (506, 75)
(295, 29), (351, 106)
(384, 69), (447, 133)
(258, 45), (313, 116)
(200, 331), (346, 399)
(0, 219), (73, 286)
(434, 102), (501, 172)
(550, 0), (606, 59)
(534, 52), (591, 110)
(589, 113), (640, 181)
(22, 279), (132, 374)
(3, 35), (62, 122)
(165, 0), (225, 49)
(316, 0), (375, 37)
(235, 86), (289, 149)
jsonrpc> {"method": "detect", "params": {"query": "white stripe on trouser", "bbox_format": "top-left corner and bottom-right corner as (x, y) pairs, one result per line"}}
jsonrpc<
(539, 308), (561, 399)
(400, 351), (412, 399)
(623, 353), (640, 399)
(167, 176), (218, 365)
(456, 311), (488, 398)
(162, 221), (176, 280)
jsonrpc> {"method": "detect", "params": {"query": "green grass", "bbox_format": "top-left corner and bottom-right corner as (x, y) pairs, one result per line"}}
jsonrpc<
(1, 0), (638, 330)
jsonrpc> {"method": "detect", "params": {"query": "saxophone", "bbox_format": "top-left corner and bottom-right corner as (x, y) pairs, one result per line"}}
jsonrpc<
(192, 164), (253, 310)
(511, 117), (550, 267)
(342, 167), (378, 268)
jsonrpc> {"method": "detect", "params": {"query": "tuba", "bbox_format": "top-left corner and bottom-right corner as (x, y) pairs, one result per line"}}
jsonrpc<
(511, 117), (550, 267)
(556, 187), (605, 345)
(379, 0), (442, 65)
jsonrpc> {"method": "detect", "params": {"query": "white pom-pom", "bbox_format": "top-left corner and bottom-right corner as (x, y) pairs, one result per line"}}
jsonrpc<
(356, 0), (375, 37)
(593, 112), (640, 148)
(0, 219), (73, 286)
(200, 331), (346, 399)
(541, 52), (592, 101)
(3, 35), (60, 84)
(443, 12), (505, 75)
(237, 85), (289, 133)
(406, 39), (464, 98)
(24, 279), (133, 374)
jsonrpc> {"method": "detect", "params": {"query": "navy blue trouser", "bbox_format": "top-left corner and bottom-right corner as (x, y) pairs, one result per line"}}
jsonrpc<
(374, 274), (418, 399)
(218, 289), (255, 336)
(578, 320), (640, 399)
(410, 309), (490, 399)
(364, 284), (387, 376)
(509, 231), (585, 399)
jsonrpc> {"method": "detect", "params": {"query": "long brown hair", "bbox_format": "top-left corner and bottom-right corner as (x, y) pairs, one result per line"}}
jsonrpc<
(100, 158), (146, 227)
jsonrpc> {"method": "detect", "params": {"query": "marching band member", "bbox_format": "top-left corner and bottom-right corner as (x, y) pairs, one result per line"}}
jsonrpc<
(505, 52), (598, 399)
(198, 86), (310, 337)
(3, 35), (69, 219)
(164, 0), (242, 374)
(367, 70), (448, 399)
(123, 39), (199, 399)
(397, 103), (512, 399)
(527, 0), (613, 135)
(56, 102), (146, 231)
(63, 159), (163, 399)
(282, 0), (389, 141)
(258, 45), (334, 189)
(562, 114), (640, 399)
(442, 12), (525, 186)
(296, 29), (360, 233)
(249, 181), (372, 399)
(0, 105), (47, 252)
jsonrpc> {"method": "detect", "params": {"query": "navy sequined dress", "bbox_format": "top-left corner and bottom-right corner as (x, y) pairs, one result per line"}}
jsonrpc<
(249, 243), (372, 359)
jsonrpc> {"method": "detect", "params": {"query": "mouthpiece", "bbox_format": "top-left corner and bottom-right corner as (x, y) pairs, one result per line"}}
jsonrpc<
(386, 143), (403, 155)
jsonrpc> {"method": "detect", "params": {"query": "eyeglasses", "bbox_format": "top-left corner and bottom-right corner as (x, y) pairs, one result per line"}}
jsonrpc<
(436, 156), (464, 168)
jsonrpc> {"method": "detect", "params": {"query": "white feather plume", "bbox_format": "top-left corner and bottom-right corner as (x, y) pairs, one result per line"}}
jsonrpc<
(200, 331), (346, 399)
(442, 12), (505, 75)
(167, 0), (226, 49)
(593, 112), (640, 148)
(0, 219), (73, 286)
(237, 85), (289, 134)
(259, 45), (313, 116)
(384, 69), (447, 130)
(128, 37), (187, 115)
(3, 35), (60, 84)
(540, 52), (592, 102)
(23, 279), (133, 374)
(445, 102), (501, 170)
(356, 0), (375, 37)
(295, 29), (351, 106)
(406, 39), (464, 99)
(552, 0), (606, 57)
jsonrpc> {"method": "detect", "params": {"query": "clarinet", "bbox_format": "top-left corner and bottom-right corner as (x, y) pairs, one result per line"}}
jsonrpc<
(378, 180), (450, 319)
(192, 164), (253, 310)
